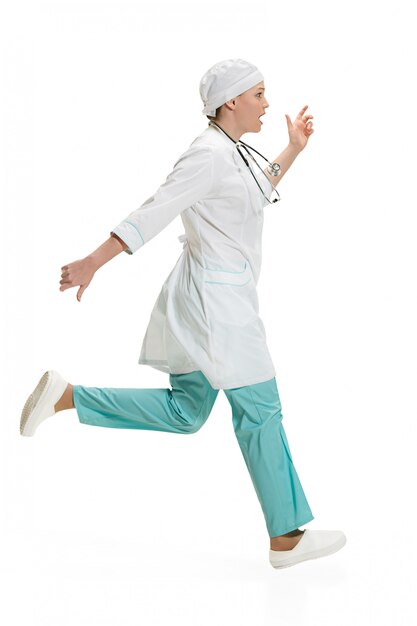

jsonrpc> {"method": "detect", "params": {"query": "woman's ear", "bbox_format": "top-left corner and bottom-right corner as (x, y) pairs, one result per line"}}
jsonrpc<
(223, 98), (237, 112)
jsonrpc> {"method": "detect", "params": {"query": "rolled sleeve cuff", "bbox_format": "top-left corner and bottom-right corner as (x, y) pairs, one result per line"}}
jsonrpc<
(110, 221), (145, 255)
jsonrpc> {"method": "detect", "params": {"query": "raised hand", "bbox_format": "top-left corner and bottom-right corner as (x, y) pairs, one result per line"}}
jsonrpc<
(285, 105), (314, 152)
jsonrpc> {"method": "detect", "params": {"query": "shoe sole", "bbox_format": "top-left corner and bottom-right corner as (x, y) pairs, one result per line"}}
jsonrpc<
(20, 371), (52, 437)
(270, 534), (347, 569)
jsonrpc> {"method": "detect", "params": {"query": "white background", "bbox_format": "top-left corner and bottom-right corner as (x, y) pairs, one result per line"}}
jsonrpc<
(1, 0), (416, 624)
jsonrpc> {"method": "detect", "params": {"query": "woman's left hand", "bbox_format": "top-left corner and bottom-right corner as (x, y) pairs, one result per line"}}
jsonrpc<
(285, 105), (314, 152)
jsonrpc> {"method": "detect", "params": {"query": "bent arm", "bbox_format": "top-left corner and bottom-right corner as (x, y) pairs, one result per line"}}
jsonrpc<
(262, 143), (302, 189)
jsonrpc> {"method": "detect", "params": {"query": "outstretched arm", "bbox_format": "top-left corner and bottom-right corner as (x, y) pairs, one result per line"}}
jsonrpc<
(59, 234), (128, 302)
(263, 105), (314, 188)
(111, 144), (214, 254)
(59, 143), (214, 301)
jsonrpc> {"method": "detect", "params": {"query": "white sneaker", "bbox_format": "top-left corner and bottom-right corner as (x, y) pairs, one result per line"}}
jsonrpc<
(20, 370), (69, 437)
(269, 529), (347, 569)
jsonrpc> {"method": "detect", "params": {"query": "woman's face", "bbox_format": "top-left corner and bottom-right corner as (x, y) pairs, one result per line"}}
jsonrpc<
(236, 81), (269, 133)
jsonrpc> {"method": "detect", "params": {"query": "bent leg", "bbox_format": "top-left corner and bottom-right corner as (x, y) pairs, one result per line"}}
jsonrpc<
(224, 377), (314, 538)
(73, 370), (219, 434)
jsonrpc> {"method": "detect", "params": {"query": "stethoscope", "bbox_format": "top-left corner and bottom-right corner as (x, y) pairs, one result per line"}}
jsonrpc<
(208, 120), (281, 204)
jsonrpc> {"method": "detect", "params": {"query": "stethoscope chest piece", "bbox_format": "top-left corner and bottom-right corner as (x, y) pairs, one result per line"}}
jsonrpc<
(267, 162), (281, 177)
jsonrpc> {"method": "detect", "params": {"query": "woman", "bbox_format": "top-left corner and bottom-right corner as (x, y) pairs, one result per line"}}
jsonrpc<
(20, 59), (346, 569)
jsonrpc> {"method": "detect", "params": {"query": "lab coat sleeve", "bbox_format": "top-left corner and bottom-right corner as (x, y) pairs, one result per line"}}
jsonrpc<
(110, 144), (214, 254)
(257, 171), (275, 208)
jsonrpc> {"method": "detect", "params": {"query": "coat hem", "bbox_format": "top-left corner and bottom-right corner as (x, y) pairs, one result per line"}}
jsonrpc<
(215, 370), (277, 390)
(139, 357), (276, 390)
(138, 357), (197, 376)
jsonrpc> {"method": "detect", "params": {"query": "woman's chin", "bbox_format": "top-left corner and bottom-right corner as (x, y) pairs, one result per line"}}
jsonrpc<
(245, 123), (262, 135)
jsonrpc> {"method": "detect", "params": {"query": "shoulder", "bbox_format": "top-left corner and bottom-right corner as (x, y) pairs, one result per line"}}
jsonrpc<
(170, 127), (233, 178)
(192, 126), (233, 154)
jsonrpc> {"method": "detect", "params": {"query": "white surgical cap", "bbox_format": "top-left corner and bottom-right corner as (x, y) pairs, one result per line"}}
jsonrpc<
(199, 58), (264, 116)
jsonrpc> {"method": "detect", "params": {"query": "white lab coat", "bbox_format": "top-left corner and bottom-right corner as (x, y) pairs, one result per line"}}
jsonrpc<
(111, 123), (277, 389)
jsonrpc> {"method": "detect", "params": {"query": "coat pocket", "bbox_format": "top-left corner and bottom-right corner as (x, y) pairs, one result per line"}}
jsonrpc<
(203, 260), (252, 287)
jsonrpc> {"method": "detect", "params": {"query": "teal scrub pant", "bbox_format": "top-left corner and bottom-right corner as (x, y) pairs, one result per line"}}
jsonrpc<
(72, 370), (314, 538)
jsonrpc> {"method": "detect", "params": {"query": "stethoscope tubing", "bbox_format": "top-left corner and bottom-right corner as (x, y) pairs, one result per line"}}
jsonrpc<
(208, 121), (280, 204)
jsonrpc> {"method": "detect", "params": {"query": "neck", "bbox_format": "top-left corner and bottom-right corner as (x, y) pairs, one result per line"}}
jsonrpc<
(210, 118), (243, 142)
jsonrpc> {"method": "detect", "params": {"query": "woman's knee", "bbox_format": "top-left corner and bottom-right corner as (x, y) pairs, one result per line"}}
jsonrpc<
(224, 377), (283, 427)
(168, 371), (219, 433)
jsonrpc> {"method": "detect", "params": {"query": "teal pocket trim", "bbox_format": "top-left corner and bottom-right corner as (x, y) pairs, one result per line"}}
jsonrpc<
(204, 277), (252, 287)
(203, 261), (247, 274)
(203, 258), (253, 286)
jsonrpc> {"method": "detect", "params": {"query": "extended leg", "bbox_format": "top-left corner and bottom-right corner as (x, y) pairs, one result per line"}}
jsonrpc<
(223, 377), (314, 538)
(71, 370), (219, 434)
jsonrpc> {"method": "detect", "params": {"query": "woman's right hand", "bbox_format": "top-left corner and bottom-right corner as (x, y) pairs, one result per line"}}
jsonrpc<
(59, 256), (97, 302)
